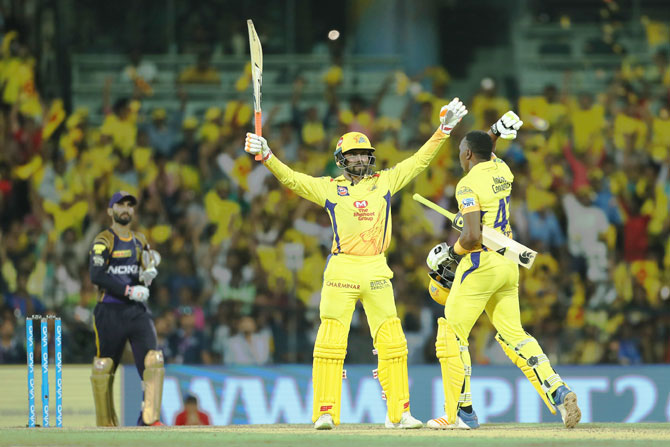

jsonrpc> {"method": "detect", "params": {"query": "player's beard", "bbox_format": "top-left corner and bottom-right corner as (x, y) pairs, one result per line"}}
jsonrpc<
(112, 211), (132, 225)
(347, 163), (368, 177)
(346, 158), (372, 177)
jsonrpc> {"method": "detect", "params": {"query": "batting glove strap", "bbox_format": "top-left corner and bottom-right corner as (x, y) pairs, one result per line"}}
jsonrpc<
(490, 122), (502, 137)
(447, 245), (464, 264)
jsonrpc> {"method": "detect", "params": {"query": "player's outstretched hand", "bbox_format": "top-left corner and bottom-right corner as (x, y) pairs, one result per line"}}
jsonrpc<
(491, 111), (523, 140)
(245, 133), (273, 161)
(439, 98), (468, 135)
(126, 285), (150, 303)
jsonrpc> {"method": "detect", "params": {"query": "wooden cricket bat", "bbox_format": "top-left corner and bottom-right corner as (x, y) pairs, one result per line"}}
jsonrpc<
(247, 19), (263, 161)
(413, 193), (537, 269)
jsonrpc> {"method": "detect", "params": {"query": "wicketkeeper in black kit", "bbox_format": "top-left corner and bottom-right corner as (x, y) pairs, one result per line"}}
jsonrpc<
(88, 191), (164, 426)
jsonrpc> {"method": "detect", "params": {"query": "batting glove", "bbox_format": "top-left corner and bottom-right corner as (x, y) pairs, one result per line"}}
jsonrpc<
(439, 98), (468, 135)
(245, 133), (273, 161)
(426, 242), (463, 271)
(491, 111), (523, 140)
(126, 285), (150, 303)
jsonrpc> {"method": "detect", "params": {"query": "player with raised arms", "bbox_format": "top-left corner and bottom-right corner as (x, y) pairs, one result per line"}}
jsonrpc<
(245, 98), (468, 430)
(425, 112), (581, 429)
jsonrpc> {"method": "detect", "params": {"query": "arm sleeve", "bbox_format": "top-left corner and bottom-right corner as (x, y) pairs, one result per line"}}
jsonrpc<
(264, 156), (329, 206)
(562, 144), (588, 190)
(89, 237), (128, 298)
(455, 180), (481, 215)
(386, 129), (449, 195)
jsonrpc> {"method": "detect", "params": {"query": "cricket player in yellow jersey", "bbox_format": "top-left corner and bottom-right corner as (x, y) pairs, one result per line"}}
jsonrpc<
(245, 98), (468, 430)
(425, 112), (581, 430)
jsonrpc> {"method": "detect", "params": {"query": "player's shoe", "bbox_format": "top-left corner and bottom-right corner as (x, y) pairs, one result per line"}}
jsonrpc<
(384, 411), (423, 429)
(314, 413), (335, 430)
(137, 412), (165, 427)
(427, 408), (479, 429)
(553, 385), (581, 429)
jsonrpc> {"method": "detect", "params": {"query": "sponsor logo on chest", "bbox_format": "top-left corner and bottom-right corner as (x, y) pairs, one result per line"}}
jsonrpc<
(112, 249), (132, 258)
(107, 265), (139, 275)
(353, 199), (375, 221)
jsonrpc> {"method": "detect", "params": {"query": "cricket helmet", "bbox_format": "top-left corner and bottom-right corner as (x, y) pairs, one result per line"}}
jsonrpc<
(334, 132), (376, 174)
(427, 261), (457, 306)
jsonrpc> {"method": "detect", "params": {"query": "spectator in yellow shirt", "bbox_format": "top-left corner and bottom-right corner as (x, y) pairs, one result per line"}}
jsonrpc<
(100, 98), (138, 156)
(178, 52), (220, 85)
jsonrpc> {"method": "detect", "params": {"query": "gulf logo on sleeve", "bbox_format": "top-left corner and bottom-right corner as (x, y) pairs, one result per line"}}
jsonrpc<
(338, 186), (349, 196)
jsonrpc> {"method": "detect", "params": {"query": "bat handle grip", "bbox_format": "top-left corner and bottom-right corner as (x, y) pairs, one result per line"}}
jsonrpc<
(254, 112), (262, 161)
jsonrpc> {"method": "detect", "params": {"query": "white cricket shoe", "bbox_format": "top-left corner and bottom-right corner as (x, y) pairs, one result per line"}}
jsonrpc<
(427, 408), (479, 429)
(314, 413), (335, 430)
(385, 411), (423, 429)
(553, 385), (581, 429)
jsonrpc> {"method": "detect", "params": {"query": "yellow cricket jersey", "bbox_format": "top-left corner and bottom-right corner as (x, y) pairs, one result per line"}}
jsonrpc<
(455, 156), (514, 239)
(265, 129), (449, 256)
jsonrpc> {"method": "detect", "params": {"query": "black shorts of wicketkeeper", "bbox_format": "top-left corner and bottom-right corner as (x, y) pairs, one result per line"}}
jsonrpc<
(94, 301), (157, 377)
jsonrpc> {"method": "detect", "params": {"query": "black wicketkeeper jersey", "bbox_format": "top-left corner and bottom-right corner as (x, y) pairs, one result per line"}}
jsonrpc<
(89, 228), (148, 303)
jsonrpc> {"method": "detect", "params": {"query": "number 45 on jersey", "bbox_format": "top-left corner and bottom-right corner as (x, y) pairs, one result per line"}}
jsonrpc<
(413, 194), (537, 269)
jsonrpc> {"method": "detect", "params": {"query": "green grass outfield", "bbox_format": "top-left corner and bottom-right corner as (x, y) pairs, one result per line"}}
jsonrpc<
(3, 423), (670, 447)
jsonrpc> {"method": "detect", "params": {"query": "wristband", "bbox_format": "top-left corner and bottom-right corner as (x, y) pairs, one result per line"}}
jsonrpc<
(490, 122), (501, 137)
(454, 240), (469, 256)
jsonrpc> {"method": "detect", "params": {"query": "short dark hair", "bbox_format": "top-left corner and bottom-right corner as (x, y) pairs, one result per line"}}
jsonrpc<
(185, 395), (198, 405)
(464, 130), (493, 160)
(113, 98), (130, 115)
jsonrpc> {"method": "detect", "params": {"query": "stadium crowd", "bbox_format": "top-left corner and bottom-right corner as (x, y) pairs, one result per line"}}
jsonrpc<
(1, 17), (670, 369)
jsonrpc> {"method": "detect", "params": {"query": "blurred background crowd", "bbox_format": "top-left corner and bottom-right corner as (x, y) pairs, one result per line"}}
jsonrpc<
(1, 0), (670, 368)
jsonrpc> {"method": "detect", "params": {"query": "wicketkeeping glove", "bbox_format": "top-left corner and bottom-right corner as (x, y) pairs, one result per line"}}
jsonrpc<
(426, 242), (463, 271)
(439, 97), (468, 135)
(139, 267), (158, 286)
(245, 133), (273, 162)
(491, 111), (523, 140)
(125, 285), (150, 303)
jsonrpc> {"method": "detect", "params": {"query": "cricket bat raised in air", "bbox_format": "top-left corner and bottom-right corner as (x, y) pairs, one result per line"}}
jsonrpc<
(413, 193), (537, 269)
(247, 19), (264, 161)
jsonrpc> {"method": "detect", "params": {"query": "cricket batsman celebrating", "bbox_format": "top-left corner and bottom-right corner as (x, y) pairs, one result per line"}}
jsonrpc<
(425, 112), (581, 429)
(245, 98), (468, 429)
(88, 191), (164, 426)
